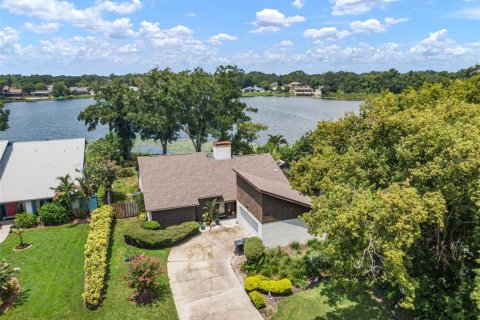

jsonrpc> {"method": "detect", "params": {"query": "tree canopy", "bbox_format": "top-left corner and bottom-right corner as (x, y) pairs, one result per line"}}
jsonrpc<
(290, 76), (480, 318)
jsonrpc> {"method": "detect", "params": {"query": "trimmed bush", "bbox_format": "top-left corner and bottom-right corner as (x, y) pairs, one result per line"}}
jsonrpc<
(244, 237), (264, 262)
(248, 290), (266, 309)
(245, 275), (293, 296)
(82, 205), (114, 307)
(38, 203), (69, 226)
(141, 220), (160, 230)
(123, 220), (200, 249)
(14, 212), (37, 228)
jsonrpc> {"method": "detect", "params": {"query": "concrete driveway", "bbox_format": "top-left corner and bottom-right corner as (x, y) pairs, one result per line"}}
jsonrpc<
(168, 223), (262, 320)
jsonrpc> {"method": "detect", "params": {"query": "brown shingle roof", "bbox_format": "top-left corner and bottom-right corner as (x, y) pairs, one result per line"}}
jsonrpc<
(234, 170), (311, 207)
(138, 153), (290, 211)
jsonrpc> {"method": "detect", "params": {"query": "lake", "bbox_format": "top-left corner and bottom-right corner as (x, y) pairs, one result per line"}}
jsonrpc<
(0, 97), (360, 152)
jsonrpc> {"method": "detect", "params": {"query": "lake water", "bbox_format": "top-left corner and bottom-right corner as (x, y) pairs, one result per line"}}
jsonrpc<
(0, 97), (360, 151)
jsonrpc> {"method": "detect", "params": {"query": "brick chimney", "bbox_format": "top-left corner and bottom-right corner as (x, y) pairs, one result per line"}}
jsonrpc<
(212, 141), (232, 160)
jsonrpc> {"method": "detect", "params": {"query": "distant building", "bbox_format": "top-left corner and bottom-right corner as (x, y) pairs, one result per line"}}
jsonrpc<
(242, 86), (265, 93)
(288, 82), (313, 96)
(30, 90), (51, 96)
(69, 86), (90, 95)
(2, 86), (22, 97)
(0, 138), (86, 219)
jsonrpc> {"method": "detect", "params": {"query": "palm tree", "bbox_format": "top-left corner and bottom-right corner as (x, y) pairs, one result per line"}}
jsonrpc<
(266, 134), (288, 149)
(52, 174), (77, 213)
(203, 199), (218, 230)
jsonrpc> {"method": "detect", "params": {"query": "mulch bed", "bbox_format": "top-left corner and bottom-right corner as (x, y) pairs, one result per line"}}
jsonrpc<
(0, 278), (20, 315)
(13, 243), (32, 251)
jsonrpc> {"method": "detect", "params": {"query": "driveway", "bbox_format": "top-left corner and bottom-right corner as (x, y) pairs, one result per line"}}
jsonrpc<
(168, 223), (262, 320)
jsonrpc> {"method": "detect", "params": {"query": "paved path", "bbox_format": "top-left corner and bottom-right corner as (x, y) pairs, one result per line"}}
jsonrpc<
(0, 221), (12, 244)
(168, 224), (262, 320)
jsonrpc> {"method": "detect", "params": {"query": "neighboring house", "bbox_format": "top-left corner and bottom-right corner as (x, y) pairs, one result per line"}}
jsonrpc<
(137, 141), (313, 247)
(0, 138), (86, 219)
(2, 86), (22, 97)
(69, 86), (90, 95)
(288, 82), (313, 96)
(242, 86), (265, 93)
(30, 90), (51, 96)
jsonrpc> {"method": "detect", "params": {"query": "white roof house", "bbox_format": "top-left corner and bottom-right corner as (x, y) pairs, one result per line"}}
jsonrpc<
(0, 138), (86, 204)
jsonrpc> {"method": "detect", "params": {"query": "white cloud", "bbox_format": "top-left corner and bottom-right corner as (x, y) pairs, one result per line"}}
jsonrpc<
(185, 12), (197, 17)
(251, 8), (305, 33)
(292, 0), (305, 8)
(330, 0), (395, 16)
(385, 17), (409, 24)
(95, 0), (142, 14)
(24, 22), (62, 33)
(1, 0), (136, 38)
(303, 27), (351, 40)
(350, 18), (387, 33)
(118, 41), (143, 53)
(450, 7), (480, 19)
(0, 27), (20, 51)
(209, 33), (238, 45)
(409, 29), (471, 58)
(280, 40), (294, 46)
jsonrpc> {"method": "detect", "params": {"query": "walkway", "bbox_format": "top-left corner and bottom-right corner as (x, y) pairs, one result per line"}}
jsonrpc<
(0, 221), (12, 243)
(168, 223), (262, 320)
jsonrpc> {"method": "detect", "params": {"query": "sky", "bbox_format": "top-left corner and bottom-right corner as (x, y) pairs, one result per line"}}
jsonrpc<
(0, 0), (479, 75)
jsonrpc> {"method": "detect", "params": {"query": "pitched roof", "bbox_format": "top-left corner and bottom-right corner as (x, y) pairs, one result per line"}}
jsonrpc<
(0, 138), (85, 203)
(137, 153), (289, 211)
(234, 170), (311, 207)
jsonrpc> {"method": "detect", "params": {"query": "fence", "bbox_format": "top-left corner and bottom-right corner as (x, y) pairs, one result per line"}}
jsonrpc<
(112, 202), (139, 219)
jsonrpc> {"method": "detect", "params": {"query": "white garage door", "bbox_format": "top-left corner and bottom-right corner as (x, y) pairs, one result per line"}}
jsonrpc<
(237, 203), (261, 237)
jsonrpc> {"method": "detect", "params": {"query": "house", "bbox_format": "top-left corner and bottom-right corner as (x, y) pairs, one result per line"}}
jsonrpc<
(2, 86), (22, 97)
(0, 138), (86, 219)
(242, 86), (265, 93)
(288, 82), (313, 96)
(137, 141), (313, 247)
(30, 90), (51, 96)
(69, 86), (90, 95)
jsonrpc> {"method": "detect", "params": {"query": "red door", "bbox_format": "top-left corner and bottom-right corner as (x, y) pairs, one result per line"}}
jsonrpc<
(6, 203), (17, 217)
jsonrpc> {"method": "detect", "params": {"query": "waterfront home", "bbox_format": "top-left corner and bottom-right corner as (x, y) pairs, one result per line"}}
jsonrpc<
(2, 86), (22, 97)
(242, 86), (265, 93)
(30, 89), (51, 96)
(69, 86), (91, 95)
(137, 141), (313, 247)
(0, 138), (86, 219)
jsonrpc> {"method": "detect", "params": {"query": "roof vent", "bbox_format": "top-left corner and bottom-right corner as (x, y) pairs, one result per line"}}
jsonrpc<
(212, 141), (232, 160)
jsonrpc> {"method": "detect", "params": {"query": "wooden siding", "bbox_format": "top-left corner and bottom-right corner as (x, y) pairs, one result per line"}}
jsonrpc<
(237, 175), (263, 222)
(262, 194), (310, 223)
(151, 206), (196, 228)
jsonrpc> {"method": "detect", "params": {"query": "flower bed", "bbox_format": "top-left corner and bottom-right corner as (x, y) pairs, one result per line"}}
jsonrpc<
(82, 205), (114, 308)
(123, 220), (199, 249)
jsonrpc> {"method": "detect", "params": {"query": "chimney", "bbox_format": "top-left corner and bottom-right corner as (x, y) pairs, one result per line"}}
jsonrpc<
(212, 141), (232, 160)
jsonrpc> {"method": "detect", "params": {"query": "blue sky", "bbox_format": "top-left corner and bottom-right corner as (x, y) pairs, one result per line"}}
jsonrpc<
(0, 0), (479, 75)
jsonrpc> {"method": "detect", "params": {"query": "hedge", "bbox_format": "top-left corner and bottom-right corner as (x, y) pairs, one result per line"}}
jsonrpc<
(244, 275), (293, 296)
(248, 290), (266, 309)
(38, 203), (69, 226)
(141, 220), (160, 230)
(82, 205), (114, 307)
(14, 212), (37, 228)
(123, 220), (200, 249)
(244, 237), (264, 262)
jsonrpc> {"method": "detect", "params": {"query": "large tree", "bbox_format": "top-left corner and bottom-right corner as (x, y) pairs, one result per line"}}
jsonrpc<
(178, 66), (266, 153)
(291, 76), (480, 318)
(0, 100), (9, 131)
(133, 68), (181, 155)
(78, 79), (138, 160)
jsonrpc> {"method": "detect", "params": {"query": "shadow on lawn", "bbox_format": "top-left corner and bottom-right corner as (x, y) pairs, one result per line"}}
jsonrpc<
(10, 288), (31, 310)
(314, 282), (388, 320)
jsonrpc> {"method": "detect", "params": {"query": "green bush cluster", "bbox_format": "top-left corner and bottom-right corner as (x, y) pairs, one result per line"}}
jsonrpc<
(14, 212), (37, 228)
(82, 205), (114, 307)
(245, 275), (293, 296)
(248, 290), (266, 309)
(141, 220), (160, 230)
(38, 203), (69, 226)
(123, 220), (199, 249)
(244, 237), (264, 262)
(117, 167), (134, 178)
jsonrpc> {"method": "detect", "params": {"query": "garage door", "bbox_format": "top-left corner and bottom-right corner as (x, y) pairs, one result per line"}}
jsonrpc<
(238, 204), (260, 236)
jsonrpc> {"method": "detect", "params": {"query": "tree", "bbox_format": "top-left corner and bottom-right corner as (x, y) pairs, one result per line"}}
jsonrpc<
(134, 68), (181, 155)
(86, 159), (118, 204)
(290, 77), (480, 318)
(52, 81), (68, 97)
(52, 174), (77, 213)
(87, 132), (123, 163)
(0, 100), (9, 131)
(78, 79), (138, 160)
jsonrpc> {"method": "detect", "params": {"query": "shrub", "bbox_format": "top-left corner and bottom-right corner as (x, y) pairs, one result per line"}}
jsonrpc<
(248, 290), (266, 309)
(124, 256), (165, 303)
(244, 237), (264, 262)
(38, 203), (69, 226)
(245, 275), (293, 296)
(304, 248), (331, 278)
(123, 221), (199, 249)
(0, 259), (20, 307)
(138, 212), (147, 221)
(289, 241), (301, 251)
(82, 205), (114, 307)
(141, 220), (160, 230)
(117, 167), (134, 178)
(14, 212), (37, 228)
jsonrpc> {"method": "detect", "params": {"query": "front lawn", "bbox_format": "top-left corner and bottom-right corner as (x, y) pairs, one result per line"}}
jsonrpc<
(271, 282), (389, 320)
(0, 219), (177, 320)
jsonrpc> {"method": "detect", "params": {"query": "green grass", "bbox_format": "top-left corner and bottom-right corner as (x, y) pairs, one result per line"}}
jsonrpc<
(0, 219), (177, 320)
(271, 282), (389, 320)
